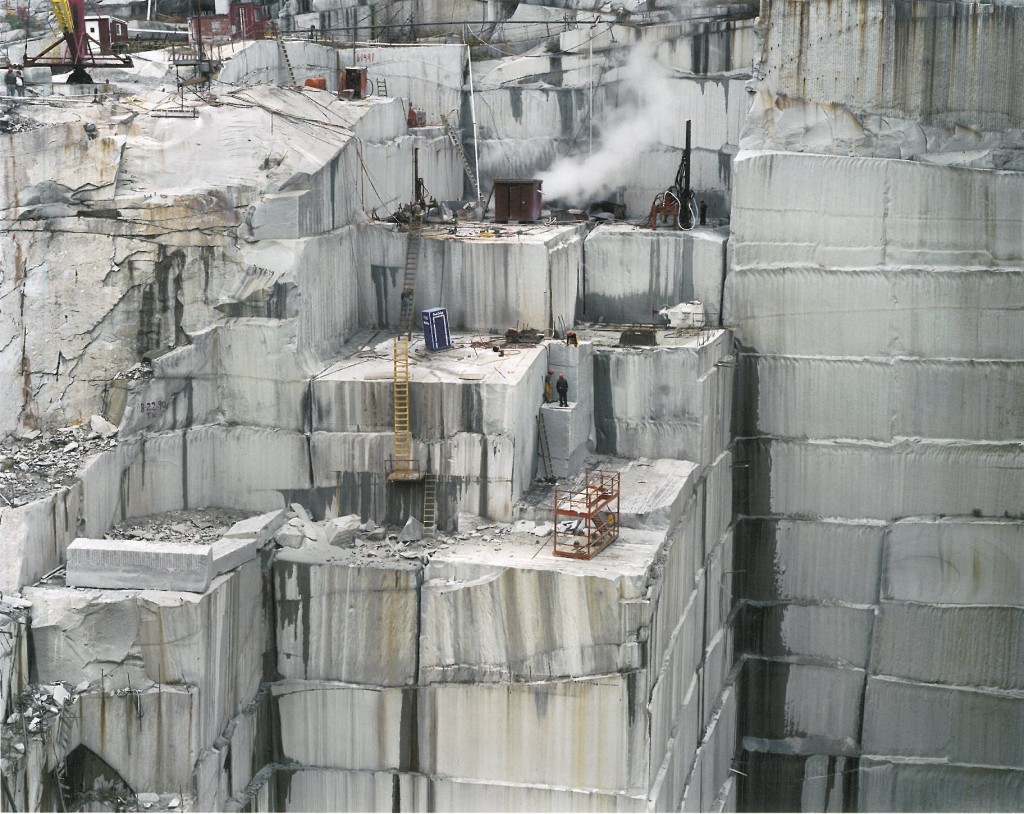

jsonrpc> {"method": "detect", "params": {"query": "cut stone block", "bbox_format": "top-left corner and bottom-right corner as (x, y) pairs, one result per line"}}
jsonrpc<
(872, 603), (1024, 691)
(863, 676), (1024, 769)
(883, 519), (1024, 605)
(325, 514), (361, 546)
(224, 509), (287, 545)
(66, 538), (213, 593)
(858, 757), (1024, 812)
(211, 537), (257, 576)
(274, 552), (419, 685)
(271, 680), (405, 770)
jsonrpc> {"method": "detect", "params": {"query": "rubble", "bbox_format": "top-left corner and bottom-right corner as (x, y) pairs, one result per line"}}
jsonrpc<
(106, 508), (251, 546)
(0, 423), (114, 507)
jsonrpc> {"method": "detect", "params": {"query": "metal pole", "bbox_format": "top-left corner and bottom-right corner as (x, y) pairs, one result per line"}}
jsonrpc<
(682, 119), (692, 229)
(467, 49), (481, 208)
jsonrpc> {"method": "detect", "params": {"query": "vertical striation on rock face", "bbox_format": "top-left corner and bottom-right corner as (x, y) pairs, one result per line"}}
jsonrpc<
(6, 1), (1019, 811)
(727, 2), (1024, 809)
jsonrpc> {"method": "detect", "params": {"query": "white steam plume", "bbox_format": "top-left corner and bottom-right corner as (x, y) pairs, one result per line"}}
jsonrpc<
(538, 43), (677, 205)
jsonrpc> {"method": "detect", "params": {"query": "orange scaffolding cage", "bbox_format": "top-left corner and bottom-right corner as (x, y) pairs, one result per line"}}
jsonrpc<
(552, 469), (620, 560)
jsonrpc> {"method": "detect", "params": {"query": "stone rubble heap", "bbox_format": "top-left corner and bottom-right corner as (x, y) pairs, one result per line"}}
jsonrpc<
(0, 421), (118, 508)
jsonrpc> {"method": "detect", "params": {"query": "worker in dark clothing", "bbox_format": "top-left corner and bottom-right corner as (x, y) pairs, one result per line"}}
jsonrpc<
(543, 369), (554, 403)
(4, 67), (15, 96)
(556, 373), (569, 407)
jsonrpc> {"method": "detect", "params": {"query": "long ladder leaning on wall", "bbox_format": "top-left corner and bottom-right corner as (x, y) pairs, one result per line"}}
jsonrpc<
(440, 113), (482, 208)
(389, 225), (425, 483)
(272, 23), (296, 86)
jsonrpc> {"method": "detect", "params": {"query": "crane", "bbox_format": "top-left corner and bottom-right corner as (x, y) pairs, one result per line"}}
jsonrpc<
(24, 0), (133, 83)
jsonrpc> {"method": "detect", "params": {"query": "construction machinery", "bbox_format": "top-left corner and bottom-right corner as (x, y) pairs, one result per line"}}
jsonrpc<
(25, 0), (132, 82)
(649, 119), (694, 230)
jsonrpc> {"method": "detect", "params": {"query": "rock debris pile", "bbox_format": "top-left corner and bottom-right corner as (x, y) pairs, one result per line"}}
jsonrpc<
(106, 507), (252, 545)
(0, 418), (119, 508)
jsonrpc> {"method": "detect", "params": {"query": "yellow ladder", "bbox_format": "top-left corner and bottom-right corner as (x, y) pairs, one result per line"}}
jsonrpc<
(51, 0), (74, 33)
(391, 336), (413, 479)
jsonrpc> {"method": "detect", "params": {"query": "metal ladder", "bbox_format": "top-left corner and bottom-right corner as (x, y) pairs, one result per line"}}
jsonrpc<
(440, 113), (481, 206)
(53, 705), (75, 809)
(390, 227), (421, 481)
(536, 413), (554, 481)
(273, 25), (297, 86)
(392, 336), (413, 478)
(399, 228), (421, 337)
(422, 474), (437, 536)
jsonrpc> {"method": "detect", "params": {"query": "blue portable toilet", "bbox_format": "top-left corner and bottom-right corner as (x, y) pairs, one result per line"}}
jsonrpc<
(421, 307), (452, 351)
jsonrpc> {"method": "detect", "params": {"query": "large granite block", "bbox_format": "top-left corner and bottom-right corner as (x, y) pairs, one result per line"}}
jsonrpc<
(883, 519), (1024, 605)
(738, 517), (884, 605)
(858, 758), (1024, 812)
(419, 558), (646, 684)
(741, 659), (865, 754)
(66, 538), (214, 593)
(27, 560), (266, 751)
(872, 603), (1024, 691)
(593, 331), (733, 465)
(583, 225), (728, 325)
(418, 673), (648, 794)
(539, 401), (589, 478)
(223, 509), (287, 544)
(212, 537), (258, 575)
(271, 680), (406, 770)
(742, 437), (1024, 521)
(863, 676), (1024, 768)
(0, 483), (82, 594)
(740, 603), (875, 668)
(77, 685), (201, 794)
(274, 551), (419, 685)
(739, 751), (855, 813)
(725, 267), (1024, 360)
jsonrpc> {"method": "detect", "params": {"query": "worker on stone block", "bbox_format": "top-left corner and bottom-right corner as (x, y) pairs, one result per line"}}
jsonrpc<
(544, 369), (554, 403)
(556, 373), (569, 407)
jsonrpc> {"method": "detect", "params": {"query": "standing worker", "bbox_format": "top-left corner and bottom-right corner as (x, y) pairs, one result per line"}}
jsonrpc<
(4, 67), (15, 96)
(556, 373), (569, 407)
(15, 69), (24, 97)
(543, 369), (554, 403)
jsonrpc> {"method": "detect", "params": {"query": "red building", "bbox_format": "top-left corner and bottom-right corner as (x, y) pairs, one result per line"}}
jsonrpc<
(84, 16), (129, 54)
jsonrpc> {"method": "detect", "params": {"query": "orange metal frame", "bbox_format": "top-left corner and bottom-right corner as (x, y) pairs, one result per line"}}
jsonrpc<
(552, 469), (620, 559)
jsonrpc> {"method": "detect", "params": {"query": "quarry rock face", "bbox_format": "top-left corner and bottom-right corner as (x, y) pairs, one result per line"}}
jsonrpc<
(724, 3), (1024, 809)
(1, 0), (1021, 811)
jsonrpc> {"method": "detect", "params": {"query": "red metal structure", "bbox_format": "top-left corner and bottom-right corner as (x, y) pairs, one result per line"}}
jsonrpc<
(25, 0), (132, 82)
(552, 470), (621, 560)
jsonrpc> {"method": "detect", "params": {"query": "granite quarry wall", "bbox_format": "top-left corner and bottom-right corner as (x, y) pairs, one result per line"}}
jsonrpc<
(4, 2), (1024, 811)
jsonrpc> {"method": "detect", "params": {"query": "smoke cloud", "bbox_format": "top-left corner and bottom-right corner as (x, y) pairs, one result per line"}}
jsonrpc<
(538, 42), (677, 205)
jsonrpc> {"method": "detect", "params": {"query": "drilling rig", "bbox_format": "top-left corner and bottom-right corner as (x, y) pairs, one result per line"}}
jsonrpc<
(25, 0), (133, 83)
(649, 119), (694, 230)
